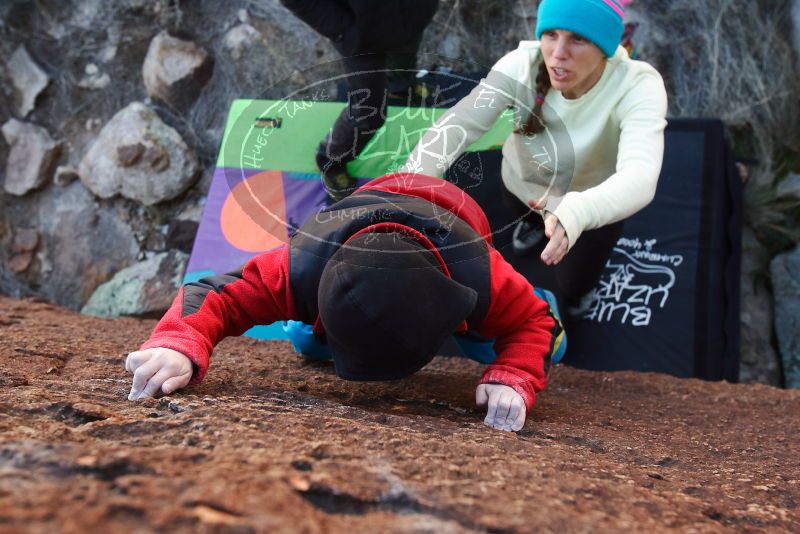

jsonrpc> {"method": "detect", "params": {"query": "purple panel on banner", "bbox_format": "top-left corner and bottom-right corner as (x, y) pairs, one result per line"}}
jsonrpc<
(186, 167), (269, 274)
(282, 173), (373, 236)
(282, 172), (329, 236)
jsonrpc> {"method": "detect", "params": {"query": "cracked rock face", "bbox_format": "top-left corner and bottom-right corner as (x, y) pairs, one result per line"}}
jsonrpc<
(1, 296), (799, 532)
(1, 119), (62, 196)
(77, 102), (200, 206)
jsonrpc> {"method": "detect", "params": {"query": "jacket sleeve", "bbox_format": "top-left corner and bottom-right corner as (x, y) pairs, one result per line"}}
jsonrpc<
(400, 51), (522, 177)
(139, 245), (296, 384)
(552, 70), (668, 249)
(474, 248), (561, 411)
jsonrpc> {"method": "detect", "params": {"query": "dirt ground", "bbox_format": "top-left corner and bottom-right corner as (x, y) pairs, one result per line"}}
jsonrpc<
(0, 295), (798, 533)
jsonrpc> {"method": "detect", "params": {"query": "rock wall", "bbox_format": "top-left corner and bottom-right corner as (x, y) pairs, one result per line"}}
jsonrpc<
(0, 0), (532, 315)
(0, 0), (346, 314)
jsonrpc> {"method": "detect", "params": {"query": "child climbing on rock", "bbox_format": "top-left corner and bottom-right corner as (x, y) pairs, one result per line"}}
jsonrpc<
(125, 173), (565, 432)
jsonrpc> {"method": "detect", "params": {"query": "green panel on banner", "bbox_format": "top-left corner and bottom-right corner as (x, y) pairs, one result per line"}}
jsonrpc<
(217, 99), (512, 177)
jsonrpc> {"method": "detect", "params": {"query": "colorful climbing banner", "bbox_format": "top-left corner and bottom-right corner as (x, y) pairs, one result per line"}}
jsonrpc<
(185, 98), (512, 339)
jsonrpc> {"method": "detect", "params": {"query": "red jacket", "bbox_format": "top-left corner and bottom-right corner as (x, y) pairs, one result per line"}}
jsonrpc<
(141, 174), (557, 410)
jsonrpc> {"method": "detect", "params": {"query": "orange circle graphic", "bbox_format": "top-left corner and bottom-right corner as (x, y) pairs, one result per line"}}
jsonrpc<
(220, 170), (288, 252)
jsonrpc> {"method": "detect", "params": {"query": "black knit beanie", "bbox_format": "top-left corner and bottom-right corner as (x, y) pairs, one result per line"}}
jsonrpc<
(318, 231), (478, 380)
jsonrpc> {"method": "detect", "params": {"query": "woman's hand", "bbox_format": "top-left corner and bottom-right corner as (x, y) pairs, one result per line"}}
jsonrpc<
(527, 199), (569, 265)
(541, 212), (569, 265)
(125, 348), (193, 400)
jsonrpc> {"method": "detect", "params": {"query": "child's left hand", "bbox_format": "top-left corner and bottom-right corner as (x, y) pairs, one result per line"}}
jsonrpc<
(475, 383), (526, 432)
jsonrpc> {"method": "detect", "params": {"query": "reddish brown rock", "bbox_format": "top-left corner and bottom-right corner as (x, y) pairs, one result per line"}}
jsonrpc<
(0, 295), (798, 532)
(8, 252), (34, 273)
(12, 228), (39, 253)
(116, 143), (145, 167)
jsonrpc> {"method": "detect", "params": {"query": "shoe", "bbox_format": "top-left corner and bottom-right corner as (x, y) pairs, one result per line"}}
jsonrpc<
(533, 287), (567, 364)
(566, 291), (596, 319)
(316, 152), (357, 202)
(512, 220), (545, 256)
(282, 321), (333, 361)
(322, 169), (357, 203)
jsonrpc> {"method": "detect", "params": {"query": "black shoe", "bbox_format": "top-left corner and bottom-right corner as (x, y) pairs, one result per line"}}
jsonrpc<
(316, 153), (357, 203)
(566, 291), (596, 319)
(512, 220), (545, 256)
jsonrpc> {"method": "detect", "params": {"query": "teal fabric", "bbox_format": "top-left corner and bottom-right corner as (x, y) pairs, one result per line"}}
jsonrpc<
(452, 331), (497, 364)
(535, 0), (624, 58)
(282, 320), (332, 360)
(533, 287), (567, 364)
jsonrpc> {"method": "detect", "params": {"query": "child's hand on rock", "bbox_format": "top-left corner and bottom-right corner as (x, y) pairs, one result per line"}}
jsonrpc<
(125, 348), (192, 400)
(475, 383), (526, 432)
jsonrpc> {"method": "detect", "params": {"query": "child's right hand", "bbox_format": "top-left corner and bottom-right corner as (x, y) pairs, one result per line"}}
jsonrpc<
(125, 348), (193, 400)
(475, 383), (527, 432)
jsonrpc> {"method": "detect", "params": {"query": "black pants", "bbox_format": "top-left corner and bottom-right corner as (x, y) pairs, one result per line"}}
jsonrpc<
(501, 181), (624, 307)
(279, 0), (438, 167)
(320, 39), (424, 165)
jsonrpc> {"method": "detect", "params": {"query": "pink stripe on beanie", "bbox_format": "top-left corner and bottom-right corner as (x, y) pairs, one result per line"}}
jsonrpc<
(603, 0), (625, 17)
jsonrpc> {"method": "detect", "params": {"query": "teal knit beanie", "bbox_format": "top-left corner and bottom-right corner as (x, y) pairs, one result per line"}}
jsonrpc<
(535, 0), (625, 58)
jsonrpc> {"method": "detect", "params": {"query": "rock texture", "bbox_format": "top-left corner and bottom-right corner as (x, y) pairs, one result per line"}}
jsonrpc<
(53, 165), (80, 186)
(8, 228), (39, 274)
(771, 245), (800, 388)
(2, 119), (62, 196)
(31, 181), (140, 309)
(223, 23), (265, 61)
(77, 102), (200, 205)
(6, 45), (50, 117)
(793, 0), (800, 66)
(82, 250), (188, 317)
(77, 62), (111, 90)
(142, 31), (213, 108)
(739, 227), (782, 385)
(0, 296), (799, 533)
(777, 172), (800, 200)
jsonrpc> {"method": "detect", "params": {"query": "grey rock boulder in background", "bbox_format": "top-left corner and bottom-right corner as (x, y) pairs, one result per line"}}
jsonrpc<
(771, 245), (800, 388)
(142, 31), (213, 109)
(32, 181), (140, 309)
(77, 102), (200, 206)
(7, 46), (50, 118)
(2, 119), (62, 196)
(739, 227), (782, 385)
(81, 250), (188, 317)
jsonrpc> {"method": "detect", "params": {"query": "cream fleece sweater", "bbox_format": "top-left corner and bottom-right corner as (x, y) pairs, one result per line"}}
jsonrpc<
(401, 41), (668, 250)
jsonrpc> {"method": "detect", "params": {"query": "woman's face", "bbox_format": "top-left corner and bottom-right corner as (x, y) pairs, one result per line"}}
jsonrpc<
(540, 29), (607, 99)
